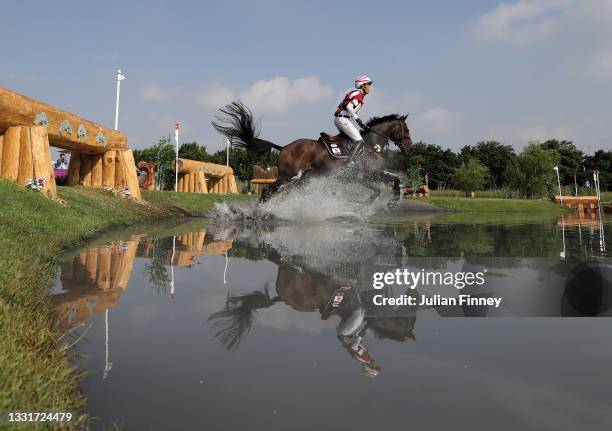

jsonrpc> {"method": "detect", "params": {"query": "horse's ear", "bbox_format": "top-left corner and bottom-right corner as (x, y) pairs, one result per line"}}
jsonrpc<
(402, 114), (409, 120)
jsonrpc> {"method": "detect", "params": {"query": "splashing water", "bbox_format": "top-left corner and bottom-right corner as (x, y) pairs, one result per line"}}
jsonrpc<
(208, 172), (392, 222)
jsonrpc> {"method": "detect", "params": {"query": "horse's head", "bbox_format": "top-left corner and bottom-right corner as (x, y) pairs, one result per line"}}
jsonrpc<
(391, 114), (412, 154)
(367, 114), (413, 154)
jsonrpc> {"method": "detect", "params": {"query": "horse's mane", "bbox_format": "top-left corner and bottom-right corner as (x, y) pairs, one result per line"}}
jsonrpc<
(366, 114), (403, 128)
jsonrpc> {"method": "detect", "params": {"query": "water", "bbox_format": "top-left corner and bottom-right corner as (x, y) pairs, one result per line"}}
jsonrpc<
(50, 211), (612, 430)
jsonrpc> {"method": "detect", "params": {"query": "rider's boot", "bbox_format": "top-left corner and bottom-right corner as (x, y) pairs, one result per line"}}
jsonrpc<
(347, 140), (364, 165)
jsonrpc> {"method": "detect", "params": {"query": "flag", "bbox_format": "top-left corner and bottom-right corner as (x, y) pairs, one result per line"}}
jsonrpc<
(117, 70), (125, 81)
(424, 172), (429, 185)
(175, 122), (179, 144)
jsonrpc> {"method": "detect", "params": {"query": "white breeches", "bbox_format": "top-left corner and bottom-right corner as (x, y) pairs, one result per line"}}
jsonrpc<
(334, 116), (362, 142)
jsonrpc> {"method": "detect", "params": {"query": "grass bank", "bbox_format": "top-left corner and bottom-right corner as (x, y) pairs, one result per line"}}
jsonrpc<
(428, 197), (570, 213)
(0, 181), (250, 429)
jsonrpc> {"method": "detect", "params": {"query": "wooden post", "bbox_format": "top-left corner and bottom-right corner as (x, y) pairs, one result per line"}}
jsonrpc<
(114, 153), (126, 189)
(96, 246), (112, 290)
(184, 173), (192, 192)
(67, 151), (81, 186)
(194, 230), (205, 251)
(0, 126), (21, 181)
(115, 236), (139, 290)
(189, 171), (196, 193)
(85, 248), (98, 282)
(91, 154), (103, 188)
(17, 127), (33, 186)
(110, 245), (121, 289)
(80, 155), (92, 187)
(102, 150), (116, 189)
(196, 171), (208, 193)
(118, 149), (141, 200)
(228, 175), (238, 194)
(30, 126), (56, 197)
(177, 174), (184, 192)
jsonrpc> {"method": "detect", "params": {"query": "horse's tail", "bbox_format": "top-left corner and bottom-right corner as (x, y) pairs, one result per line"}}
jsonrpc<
(211, 101), (283, 155)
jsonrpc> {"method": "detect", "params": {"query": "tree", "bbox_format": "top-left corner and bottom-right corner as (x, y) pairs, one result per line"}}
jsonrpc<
(507, 143), (558, 198)
(178, 141), (211, 162)
(583, 149), (612, 191)
(460, 141), (516, 188)
(453, 159), (489, 196)
(388, 142), (459, 189)
(133, 136), (176, 190)
(541, 140), (584, 185)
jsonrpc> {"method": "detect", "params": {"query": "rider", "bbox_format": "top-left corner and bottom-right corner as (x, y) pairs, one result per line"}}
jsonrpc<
(334, 75), (373, 163)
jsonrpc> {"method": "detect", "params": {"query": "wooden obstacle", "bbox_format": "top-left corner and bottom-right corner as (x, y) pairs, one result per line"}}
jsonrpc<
(170, 158), (238, 194)
(556, 213), (602, 228)
(139, 230), (233, 267)
(51, 230), (234, 331)
(50, 236), (140, 333)
(402, 184), (430, 197)
(250, 165), (278, 193)
(553, 196), (599, 213)
(0, 87), (141, 199)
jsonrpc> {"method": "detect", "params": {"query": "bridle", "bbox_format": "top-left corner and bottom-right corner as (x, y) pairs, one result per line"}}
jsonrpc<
(365, 118), (410, 153)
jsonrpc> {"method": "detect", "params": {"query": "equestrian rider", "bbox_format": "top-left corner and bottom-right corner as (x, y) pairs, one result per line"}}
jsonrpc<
(334, 75), (373, 163)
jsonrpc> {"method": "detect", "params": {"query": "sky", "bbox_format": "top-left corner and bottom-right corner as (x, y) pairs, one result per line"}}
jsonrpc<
(2, 0), (612, 154)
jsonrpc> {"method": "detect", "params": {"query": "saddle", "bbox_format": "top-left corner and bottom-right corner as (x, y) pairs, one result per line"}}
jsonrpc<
(318, 132), (354, 159)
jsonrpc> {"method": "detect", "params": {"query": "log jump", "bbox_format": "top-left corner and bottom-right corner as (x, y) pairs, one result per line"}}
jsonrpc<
(250, 165), (278, 193)
(0, 87), (141, 199)
(170, 158), (239, 194)
(553, 196), (600, 213)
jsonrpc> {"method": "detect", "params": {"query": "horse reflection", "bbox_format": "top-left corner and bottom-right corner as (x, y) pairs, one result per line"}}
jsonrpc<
(209, 251), (416, 377)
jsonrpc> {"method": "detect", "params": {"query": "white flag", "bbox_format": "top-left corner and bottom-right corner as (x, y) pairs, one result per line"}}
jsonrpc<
(117, 70), (126, 81)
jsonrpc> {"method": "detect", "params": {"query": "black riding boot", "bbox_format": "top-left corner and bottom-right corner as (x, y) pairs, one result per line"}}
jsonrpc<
(347, 140), (364, 164)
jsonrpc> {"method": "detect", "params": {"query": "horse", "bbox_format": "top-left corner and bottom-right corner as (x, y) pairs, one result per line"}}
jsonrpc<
(211, 101), (412, 203)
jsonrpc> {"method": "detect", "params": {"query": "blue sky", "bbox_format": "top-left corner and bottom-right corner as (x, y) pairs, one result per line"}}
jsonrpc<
(2, 0), (612, 154)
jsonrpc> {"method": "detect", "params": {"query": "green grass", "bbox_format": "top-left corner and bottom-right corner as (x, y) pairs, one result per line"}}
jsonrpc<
(0, 181), (254, 429)
(427, 197), (570, 213)
(141, 189), (250, 215)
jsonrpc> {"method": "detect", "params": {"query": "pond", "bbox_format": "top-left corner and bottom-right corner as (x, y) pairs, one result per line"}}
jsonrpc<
(51, 211), (612, 430)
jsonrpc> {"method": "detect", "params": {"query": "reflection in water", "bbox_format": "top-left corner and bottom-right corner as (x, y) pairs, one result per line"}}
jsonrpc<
(49, 215), (612, 430)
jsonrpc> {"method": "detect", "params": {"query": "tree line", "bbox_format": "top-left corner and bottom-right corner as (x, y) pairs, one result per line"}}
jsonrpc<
(386, 140), (611, 197)
(134, 136), (610, 196)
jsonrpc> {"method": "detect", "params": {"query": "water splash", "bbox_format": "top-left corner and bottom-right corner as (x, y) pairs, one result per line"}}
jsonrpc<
(208, 172), (392, 222)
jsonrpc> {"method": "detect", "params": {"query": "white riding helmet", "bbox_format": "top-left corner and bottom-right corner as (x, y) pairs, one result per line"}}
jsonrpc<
(355, 75), (373, 89)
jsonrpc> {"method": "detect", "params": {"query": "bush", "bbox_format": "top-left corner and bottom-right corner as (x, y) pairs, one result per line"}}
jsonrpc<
(452, 159), (489, 196)
(507, 144), (558, 198)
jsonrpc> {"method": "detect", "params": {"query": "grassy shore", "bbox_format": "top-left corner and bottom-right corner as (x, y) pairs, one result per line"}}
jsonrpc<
(428, 197), (570, 213)
(0, 181), (249, 429)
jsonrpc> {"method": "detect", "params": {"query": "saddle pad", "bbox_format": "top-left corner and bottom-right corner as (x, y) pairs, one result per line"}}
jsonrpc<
(319, 138), (352, 159)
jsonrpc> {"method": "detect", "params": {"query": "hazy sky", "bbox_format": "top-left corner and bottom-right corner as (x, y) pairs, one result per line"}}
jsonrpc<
(3, 0), (612, 154)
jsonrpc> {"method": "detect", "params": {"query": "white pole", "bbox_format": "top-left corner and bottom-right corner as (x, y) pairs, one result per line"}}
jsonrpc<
(114, 70), (125, 131)
(554, 166), (562, 207)
(223, 250), (229, 284)
(226, 137), (230, 166)
(175, 123), (179, 192)
(170, 235), (176, 298)
(574, 171), (578, 196)
(103, 309), (112, 379)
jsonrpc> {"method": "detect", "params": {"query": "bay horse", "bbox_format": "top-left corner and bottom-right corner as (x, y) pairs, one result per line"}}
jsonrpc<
(212, 101), (412, 203)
